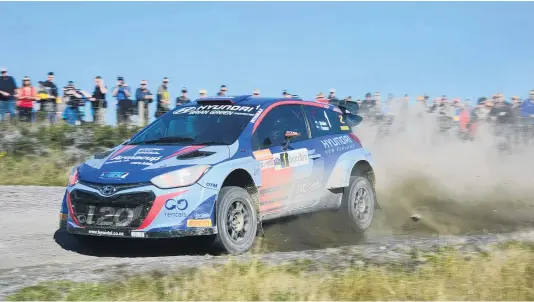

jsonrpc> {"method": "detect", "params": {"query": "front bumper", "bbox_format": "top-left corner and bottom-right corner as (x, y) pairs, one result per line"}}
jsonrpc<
(66, 224), (217, 238)
(60, 181), (219, 238)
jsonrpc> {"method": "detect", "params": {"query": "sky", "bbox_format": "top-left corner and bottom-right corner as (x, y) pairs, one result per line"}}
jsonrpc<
(1, 1), (534, 124)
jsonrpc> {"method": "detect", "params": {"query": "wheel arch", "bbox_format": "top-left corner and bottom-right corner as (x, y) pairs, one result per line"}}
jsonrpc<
(221, 168), (259, 210)
(350, 160), (379, 209)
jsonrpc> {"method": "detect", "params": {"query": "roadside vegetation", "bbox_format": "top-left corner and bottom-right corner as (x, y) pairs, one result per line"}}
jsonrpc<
(8, 243), (534, 301)
(0, 122), (140, 186)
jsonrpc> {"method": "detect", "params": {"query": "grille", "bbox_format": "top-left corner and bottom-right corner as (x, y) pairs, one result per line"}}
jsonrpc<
(70, 189), (155, 230)
(79, 181), (152, 193)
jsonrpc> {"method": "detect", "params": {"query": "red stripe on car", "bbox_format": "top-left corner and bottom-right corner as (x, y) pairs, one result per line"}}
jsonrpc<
(66, 192), (83, 227)
(252, 101), (328, 133)
(137, 190), (188, 230)
(163, 145), (206, 160)
(109, 145), (137, 160)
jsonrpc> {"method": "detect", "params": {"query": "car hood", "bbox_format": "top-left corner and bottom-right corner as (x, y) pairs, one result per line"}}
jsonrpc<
(78, 143), (236, 184)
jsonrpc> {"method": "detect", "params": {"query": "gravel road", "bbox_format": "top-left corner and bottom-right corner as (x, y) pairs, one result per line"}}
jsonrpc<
(1, 185), (534, 299)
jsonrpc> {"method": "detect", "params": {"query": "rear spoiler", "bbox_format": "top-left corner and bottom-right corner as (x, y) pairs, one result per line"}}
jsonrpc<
(336, 104), (363, 127)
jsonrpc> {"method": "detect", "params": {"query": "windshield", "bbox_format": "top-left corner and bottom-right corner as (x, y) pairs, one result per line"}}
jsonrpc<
(129, 103), (260, 146)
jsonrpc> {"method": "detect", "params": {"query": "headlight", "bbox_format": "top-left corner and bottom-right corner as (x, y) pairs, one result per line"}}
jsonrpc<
(68, 166), (79, 186)
(150, 165), (210, 189)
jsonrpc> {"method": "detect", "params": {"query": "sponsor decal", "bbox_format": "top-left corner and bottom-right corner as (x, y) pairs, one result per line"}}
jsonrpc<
(131, 231), (145, 238)
(253, 149), (273, 160)
(272, 148), (309, 170)
(134, 148), (163, 156)
(173, 105), (257, 116)
(105, 155), (163, 165)
(253, 167), (260, 176)
(320, 135), (355, 154)
(192, 212), (211, 219)
(87, 230), (125, 236)
(260, 158), (274, 170)
(130, 161), (155, 166)
(340, 125), (350, 131)
(295, 178), (321, 195)
(187, 219), (212, 227)
(164, 199), (188, 218)
(250, 108), (264, 123)
(206, 182), (218, 189)
(98, 172), (129, 180)
(255, 149), (275, 170)
(339, 115), (346, 124)
(316, 120), (330, 131)
(78, 205), (136, 227)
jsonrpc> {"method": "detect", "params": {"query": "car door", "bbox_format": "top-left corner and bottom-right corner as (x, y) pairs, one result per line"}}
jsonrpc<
(302, 105), (355, 207)
(251, 104), (325, 217)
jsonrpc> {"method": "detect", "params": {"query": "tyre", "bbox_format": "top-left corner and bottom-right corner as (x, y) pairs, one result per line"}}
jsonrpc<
(339, 176), (376, 232)
(212, 186), (258, 255)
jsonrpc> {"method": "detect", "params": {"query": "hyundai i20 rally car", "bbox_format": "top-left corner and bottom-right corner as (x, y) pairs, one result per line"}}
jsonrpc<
(59, 95), (378, 255)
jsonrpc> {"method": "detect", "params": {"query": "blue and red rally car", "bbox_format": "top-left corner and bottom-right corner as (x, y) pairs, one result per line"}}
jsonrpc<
(59, 95), (378, 254)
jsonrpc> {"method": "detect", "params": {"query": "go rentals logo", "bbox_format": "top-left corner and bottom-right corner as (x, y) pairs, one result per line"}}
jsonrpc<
(164, 199), (188, 218)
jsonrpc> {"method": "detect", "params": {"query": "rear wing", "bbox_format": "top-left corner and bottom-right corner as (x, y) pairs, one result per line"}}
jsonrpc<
(334, 101), (363, 127)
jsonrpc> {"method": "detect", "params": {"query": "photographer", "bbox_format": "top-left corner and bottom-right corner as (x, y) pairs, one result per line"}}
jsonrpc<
(175, 87), (191, 106)
(135, 80), (153, 125)
(62, 81), (85, 125)
(0, 67), (18, 121)
(39, 72), (59, 124)
(90, 76), (108, 124)
(112, 76), (132, 125)
(155, 77), (170, 118)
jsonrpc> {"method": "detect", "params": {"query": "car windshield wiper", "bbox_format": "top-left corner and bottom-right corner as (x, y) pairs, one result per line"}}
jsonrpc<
(193, 140), (228, 146)
(132, 136), (195, 145)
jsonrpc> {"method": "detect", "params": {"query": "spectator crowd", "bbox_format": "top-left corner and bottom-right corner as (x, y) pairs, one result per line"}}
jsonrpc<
(1, 68), (533, 142)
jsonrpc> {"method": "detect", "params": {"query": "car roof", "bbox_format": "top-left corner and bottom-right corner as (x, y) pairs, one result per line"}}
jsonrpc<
(192, 95), (333, 108)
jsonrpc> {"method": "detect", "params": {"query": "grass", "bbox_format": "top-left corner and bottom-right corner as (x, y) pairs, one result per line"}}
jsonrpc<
(7, 245), (534, 301)
(0, 152), (71, 186)
(0, 122), (141, 186)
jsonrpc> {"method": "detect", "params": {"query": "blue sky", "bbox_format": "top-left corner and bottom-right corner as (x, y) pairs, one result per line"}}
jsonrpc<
(1, 1), (533, 123)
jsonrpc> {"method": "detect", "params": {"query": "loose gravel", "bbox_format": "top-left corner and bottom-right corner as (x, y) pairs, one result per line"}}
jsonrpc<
(1, 185), (533, 299)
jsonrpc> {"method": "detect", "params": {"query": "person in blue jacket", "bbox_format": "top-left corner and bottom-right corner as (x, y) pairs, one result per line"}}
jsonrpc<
(520, 90), (534, 120)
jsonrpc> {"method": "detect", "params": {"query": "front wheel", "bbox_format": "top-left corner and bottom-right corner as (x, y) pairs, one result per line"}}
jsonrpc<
(212, 186), (258, 255)
(339, 176), (376, 232)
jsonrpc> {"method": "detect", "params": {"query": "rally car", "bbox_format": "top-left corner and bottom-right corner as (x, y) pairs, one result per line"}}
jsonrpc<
(59, 95), (378, 255)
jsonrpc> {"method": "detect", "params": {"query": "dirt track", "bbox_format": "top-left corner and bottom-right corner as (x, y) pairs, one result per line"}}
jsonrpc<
(1, 185), (534, 299)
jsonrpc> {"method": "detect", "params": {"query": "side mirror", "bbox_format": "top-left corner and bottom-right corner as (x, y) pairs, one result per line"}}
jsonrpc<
(284, 131), (301, 139)
(282, 130), (300, 150)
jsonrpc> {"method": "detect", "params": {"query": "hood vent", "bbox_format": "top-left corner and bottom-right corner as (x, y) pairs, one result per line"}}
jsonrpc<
(94, 149), (114, 159)
(176, 150), (215, 159)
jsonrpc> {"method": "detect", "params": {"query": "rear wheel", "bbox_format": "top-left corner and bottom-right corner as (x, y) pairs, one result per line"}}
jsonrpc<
(339, 176), (376, 232)
(212, 186), (258, 255)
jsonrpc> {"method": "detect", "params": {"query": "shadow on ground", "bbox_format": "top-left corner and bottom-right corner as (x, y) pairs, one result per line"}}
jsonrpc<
(53, 210), (371, 257)
(53, 228), (219, 257)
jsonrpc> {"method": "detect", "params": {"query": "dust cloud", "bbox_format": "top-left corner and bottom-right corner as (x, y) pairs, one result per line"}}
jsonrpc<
(256, 103), (534, 253)
(357, 104), (534, 236)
